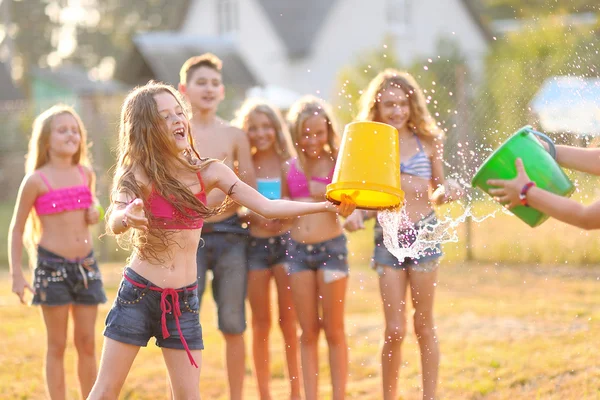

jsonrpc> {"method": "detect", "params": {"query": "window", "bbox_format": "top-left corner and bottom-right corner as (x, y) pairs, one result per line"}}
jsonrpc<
(217, 0), (239, 35)
(387, 0), (411, 36)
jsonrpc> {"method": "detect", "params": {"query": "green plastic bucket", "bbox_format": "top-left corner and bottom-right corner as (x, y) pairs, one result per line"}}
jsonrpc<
(471, 126), (575, 227)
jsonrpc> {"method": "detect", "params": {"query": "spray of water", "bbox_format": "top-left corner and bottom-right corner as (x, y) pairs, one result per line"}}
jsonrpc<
(377, 181), (507, 262)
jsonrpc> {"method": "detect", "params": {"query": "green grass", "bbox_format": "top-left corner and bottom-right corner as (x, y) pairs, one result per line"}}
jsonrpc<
(1, 261), (599, 399)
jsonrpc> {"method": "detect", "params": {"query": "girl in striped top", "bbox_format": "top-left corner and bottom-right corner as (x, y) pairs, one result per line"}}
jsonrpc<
(344, 69), (462, 400)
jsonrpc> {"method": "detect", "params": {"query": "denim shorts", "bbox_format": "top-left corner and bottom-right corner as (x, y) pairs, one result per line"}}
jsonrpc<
(32, 246), (107, 306)
(197, 215), (249, 334)
(373, 212), (442, 273)
(248, 234), (289, 271)
(287, 234), (349, 275)
(104, 268), (204, 352)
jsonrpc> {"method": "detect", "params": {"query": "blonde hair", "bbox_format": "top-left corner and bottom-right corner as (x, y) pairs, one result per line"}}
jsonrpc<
(24, 105), (91, 264)
(106, 81), (228, 262)
(232, 98), (296, 161)
(357, 69), (444, 140)
(286, 95), (340, 173)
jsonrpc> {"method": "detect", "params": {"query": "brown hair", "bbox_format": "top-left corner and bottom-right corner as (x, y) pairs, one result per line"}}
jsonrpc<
(232, 98), (296, 161)
(286, 95), (340, 173)
(357, 69), (444, 140)
(106, 81), (229, 262)
(179, 53), (223, 84)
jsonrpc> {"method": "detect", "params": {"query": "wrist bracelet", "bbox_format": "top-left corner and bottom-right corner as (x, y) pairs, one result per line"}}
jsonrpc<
(519, 182), (536, 207)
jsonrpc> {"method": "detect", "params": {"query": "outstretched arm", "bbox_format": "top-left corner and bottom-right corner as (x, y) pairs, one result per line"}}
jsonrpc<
(555, 145), (600, 175)
(537, 139), (600, 175)
(205, 162), (355, 219)
(488, 158), (600, 230)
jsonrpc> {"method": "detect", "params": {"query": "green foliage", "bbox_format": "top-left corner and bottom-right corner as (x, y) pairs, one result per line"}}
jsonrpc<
(3, 0), (187, 91)
(333, 37), (473, 174)
(482, 0), (600, 19)
(334, 37), (467, 129)
(482, 16), (600, 139)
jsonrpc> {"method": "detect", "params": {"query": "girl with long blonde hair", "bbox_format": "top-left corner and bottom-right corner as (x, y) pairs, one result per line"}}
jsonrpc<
(232, 99), (302, 400)
(87, 82), (355, 399)
(285, 95), (349, 400)
(8, 105), (106, 399)
(345, 69), (462, 400)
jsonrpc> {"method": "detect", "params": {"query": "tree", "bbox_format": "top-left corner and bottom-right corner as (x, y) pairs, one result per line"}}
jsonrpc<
(482, 15), (600, 141)
(333, 37), (471, 172)
(1, 0), (189, 93)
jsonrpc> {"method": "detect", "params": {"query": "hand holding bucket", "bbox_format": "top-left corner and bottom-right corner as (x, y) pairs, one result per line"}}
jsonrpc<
(326, 121), (405, 210)
(471, 126), (574, 227)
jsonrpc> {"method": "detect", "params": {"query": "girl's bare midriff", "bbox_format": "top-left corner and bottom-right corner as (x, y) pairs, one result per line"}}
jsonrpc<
(290, 198), (342, 244)
(38, 210), (93, 259)
(401, 174), (434, 223)
(128, 229), (201, 289)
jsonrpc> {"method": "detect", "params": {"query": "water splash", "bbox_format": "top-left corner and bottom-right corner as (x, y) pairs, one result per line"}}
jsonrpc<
(377, 198), (504, 263)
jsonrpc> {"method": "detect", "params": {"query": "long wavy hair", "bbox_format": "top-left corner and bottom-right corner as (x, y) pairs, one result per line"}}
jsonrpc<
(357, 69), (444, 140)
(286, 95), (340, 174)
(24, 105), (91, 265)
(106, 81), (229, 262)
(232, 98), (296, 161)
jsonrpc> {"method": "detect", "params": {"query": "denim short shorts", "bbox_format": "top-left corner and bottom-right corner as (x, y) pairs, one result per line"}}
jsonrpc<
(248, 234), (289, 271)
(197, 215), (249, 334)
(104, 267), (204, 351)
(32, 246), (107, 306)
(373, 212), (442, 273)
(287, 234), (349, 276)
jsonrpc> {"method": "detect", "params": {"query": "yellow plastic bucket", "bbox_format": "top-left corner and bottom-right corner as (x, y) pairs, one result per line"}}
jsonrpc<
(326, 121), (404, 210)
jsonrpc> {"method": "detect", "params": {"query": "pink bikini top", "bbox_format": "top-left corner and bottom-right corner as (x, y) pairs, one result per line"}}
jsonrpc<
(146, 171), (207, 230)
(34, 165), (93, 216)
(286, 158), (334, 199)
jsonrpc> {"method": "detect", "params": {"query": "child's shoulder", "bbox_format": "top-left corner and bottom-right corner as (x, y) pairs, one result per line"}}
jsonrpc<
(418, 134), (444, 156)
(281, 158), (295, 175)
(213, 120), (247, 144)
(22, 170), (45, 189)
(77, 164), (95, 180)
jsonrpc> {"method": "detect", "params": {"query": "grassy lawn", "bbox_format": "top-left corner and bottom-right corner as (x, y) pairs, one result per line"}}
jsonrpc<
(1, 259), (599, 399)
(2, 188), (600, 399)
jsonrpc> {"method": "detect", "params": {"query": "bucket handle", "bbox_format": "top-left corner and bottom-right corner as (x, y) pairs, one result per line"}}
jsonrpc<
(527, 128), (556, 160)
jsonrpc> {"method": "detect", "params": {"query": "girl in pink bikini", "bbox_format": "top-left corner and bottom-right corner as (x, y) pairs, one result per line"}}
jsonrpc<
(232, 99), (301, 400)
(285, 96), (349, 400)
(8, 105), (106, 400)
(87, 82), (355, 399)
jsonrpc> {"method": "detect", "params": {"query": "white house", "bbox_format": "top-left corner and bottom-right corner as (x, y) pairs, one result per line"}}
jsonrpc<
(121, 0), (491, 102)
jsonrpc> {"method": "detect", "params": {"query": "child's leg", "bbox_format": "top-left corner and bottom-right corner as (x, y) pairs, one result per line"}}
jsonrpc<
(41, 304), (70, 400)
(272, 264), (301, 399)
(87, 338), (140, 399)
(317, 271), (348, 400)
(162, 348), (203, 400)
(378, 266), (409, 400)
(289, 270), (320, 400)
(247, 268), (273, 400)
(211, 233), (248, 400)
(71, 304), (98, 398)
(408, 267), (439, 400)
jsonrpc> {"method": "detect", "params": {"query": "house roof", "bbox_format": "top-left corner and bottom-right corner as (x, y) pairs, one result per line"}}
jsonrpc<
(130, 32), (259, 87)
(32, 65), (127, 95)
(255, 0), (338, 58)
(530, 76), (600, 136)
(0, 62), (23, 101)
(254, 0), (493, 59)
(459, 0), (495, 42)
